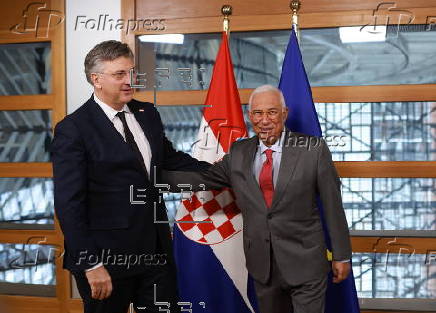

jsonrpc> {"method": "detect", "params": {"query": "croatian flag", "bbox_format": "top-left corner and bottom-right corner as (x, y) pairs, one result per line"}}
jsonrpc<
(173, 32), (259, 313)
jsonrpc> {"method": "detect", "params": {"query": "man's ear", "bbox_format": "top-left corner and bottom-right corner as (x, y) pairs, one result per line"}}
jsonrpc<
(283, 107), (289, 121)
(91, 73), (101, 89)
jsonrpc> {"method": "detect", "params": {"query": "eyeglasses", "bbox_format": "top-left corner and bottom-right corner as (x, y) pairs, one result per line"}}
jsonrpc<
(95, 68), (137, 80)
(250, 109), (283, 120)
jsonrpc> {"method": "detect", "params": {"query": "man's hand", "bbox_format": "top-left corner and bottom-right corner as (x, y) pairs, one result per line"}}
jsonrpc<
(85, 266), (112, 300)
(332, 261), (350, 283)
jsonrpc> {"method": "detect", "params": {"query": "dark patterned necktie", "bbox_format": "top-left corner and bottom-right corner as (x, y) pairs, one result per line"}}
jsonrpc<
(116, 111), (148, 177)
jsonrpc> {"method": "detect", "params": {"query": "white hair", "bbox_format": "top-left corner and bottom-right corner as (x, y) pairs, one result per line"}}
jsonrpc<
(248, 84), (286, 111)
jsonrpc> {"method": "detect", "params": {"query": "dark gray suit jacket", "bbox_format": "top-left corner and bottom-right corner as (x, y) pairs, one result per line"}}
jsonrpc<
(165, 131), (352, 285)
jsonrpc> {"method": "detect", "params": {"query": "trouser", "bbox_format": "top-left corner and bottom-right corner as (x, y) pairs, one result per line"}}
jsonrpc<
(73, 264), (180, 313)
(253, 250), (327, 313)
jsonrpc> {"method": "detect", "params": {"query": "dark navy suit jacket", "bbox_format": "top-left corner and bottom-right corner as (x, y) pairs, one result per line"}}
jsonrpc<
(51, 96), (209, 277)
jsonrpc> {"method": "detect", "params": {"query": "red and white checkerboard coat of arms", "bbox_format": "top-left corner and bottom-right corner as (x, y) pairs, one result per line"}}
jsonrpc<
(176, 117), (246, 245)
(176, 187), (242, 245)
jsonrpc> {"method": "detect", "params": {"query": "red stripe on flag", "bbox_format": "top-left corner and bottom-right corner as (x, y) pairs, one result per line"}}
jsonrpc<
(202, 32), (247, 153)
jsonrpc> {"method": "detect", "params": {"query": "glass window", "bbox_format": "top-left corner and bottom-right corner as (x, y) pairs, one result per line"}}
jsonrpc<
(353, 252), (436, 299)
(0, 110), (52, 162)
(0, 42), (51, 95)
(316, 101), (436, 161)
(0, 243), (56, 296)
(136, 25), (436, 90)
(157, 106), (204, 155)
(343, 178), (435, 231)
(0, 178), (54, 228)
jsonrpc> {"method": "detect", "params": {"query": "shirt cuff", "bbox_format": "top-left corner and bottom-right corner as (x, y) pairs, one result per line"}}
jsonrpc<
(337, 259), (350, 263)
(85, 262), (103, 272)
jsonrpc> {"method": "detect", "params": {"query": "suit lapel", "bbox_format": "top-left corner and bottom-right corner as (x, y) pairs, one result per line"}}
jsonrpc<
(87, 97), (132, 149)
(271, 130), (302, 209)
(242, 137), (266, 208)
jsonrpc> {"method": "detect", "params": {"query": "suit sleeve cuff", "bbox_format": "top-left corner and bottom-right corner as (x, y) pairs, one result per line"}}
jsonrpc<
(85, 262), (103, 272)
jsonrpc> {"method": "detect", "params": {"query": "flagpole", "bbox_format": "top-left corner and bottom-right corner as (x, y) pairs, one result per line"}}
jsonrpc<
(290, 0), (301, 42)
(221, 4), (232, 36)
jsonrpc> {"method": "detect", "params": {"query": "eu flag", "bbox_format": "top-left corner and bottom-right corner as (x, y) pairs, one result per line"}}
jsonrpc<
(278, 29), (360, 313)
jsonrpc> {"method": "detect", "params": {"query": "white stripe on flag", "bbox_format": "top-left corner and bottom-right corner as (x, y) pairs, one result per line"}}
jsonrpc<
(192, 118), (225, 161)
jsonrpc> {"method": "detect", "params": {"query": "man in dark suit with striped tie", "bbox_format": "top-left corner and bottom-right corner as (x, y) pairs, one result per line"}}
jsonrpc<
(51, 40), (208, 313)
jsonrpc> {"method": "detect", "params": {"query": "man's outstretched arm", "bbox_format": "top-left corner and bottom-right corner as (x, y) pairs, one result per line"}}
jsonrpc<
(161, 152), (232, 192)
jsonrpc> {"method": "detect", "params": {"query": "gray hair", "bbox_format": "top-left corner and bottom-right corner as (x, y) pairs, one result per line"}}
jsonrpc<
(248, 84), (286, 111)
(84, 40), (134, 85)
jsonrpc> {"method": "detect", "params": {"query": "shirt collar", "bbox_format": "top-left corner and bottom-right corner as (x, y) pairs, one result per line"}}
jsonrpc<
(258, 131), (286, 155)
(94, 94), (130, 122)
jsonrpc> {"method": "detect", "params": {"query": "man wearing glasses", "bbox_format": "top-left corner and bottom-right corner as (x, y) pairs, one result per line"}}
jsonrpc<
(51, 40), (208, 313)
(164, 85), (352, 313)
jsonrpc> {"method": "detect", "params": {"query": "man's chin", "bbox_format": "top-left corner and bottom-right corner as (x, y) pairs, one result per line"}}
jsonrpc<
(258, 133), (279, 146)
